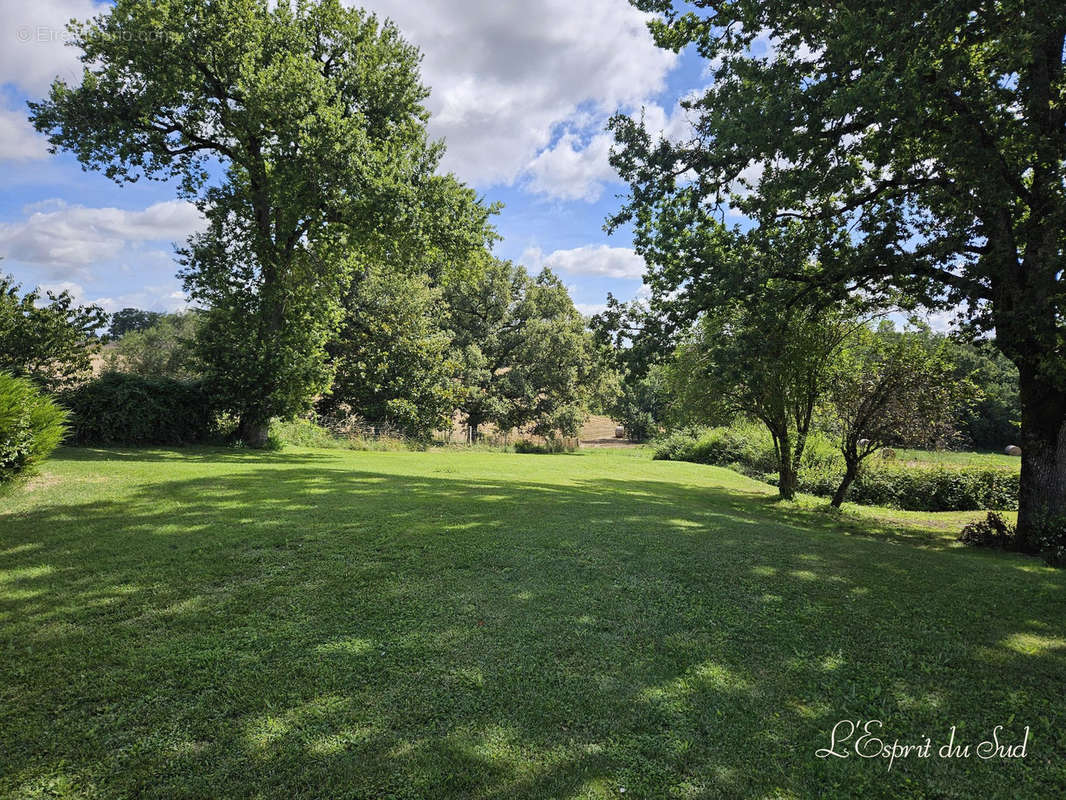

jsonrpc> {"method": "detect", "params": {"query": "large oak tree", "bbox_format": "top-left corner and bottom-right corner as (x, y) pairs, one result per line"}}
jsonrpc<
(30, 0), (492, 446)
(611, 0), (1065, 546)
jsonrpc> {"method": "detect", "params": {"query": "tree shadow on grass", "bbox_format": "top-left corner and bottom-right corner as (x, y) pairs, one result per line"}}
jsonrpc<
(52, 445), (337, 464)
(2, 458), (1065, 798)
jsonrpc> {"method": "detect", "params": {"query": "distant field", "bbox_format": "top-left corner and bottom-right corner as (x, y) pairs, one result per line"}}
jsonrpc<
(892, 448), (1021, 470)
(1, 446), (1059, 798)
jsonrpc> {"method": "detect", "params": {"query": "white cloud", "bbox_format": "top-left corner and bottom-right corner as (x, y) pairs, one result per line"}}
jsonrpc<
(0, 0), (105, 95)
(362, 0), (677, 186)
(3, 0), (680, 197)
(0, 199), (204, 268)
(574, 301), (608, 317)
(523, 99), (699, 202)
(525, 132), (615, 202)
(37, 279), (189, 313)
(0, 109), (50, 160)
(538, 244), (646, 279)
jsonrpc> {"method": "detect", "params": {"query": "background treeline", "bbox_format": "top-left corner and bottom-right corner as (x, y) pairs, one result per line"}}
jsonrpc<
(606, 323), (1020, 452)
(593, 296), (1022, 513)
(2, 256), (611, 457)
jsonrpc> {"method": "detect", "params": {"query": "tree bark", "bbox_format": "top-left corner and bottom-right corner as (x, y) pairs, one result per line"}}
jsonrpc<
(777, 429), (796, 499)
(238, 415), (271, 449)
(831, 460), (859, 508)
(1016, 366), (1066, 552)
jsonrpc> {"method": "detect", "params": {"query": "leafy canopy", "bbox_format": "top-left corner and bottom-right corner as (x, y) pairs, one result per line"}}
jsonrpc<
(30, 0), (495, 442)
(445, 259), (603, 441)
(0, 275), (107, 393)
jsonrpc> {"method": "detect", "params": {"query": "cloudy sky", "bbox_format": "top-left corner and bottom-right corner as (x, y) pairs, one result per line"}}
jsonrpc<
(0, 0), (717, 317)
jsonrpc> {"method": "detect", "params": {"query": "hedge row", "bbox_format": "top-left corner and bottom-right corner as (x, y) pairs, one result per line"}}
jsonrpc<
(654, 425), (1019, 512)
(61, 372), (215, 446)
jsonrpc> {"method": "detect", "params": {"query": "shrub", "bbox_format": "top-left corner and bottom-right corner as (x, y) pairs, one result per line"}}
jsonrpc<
(270, 417), (413, 451)
(62, 372), (214, 445)
(1035, 517), (1066, 567)
(958, 512), (1017, 548)
(514, 437), (579, 454)
(0, 372), (68, 484)
(840, 466), (1018, 512)
(655, 422), (1019, 512)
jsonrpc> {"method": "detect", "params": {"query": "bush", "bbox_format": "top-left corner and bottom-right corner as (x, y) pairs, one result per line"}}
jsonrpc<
(270, 417), (412, 451)
(514, 437), (579, 454)
(654, 422), (1019, 512)
(0, 372), (68, 484)
(62, 372), (214, 445)
(841, 465), (1018, 512)
(958, 512), (1017, 548)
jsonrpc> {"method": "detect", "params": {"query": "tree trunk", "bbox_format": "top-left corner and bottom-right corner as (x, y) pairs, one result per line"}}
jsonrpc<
(831, 460), (859, 508)
(776, 429), (795, 499)
(238, 415), (271, 449)
(1016, 366), (1066, 552)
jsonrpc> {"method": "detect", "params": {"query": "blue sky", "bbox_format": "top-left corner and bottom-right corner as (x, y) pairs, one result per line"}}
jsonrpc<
(0, 0), (714, 317)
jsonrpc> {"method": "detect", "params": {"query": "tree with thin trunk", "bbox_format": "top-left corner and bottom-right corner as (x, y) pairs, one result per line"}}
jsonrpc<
(29, 0), (492, 446)
(611, 0), (1066, 547)
(825, 324), (967, 507)
(667, 292), (855, 500)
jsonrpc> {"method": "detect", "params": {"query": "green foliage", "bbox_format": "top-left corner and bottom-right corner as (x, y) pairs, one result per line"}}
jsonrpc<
(269, 417), (412, 452)
(108, 308), (164, 339)
(445, 258), (602, 441)
(0, 372), (68, 484)
(513, 438), (578, 454)
(321, 271), (462, 440)
(655, 423), (1019, 512)
(610, 0), (1065, 542)
(664, 291), (857, 498)
(182, 223), (346, 443)
(846, 465), (1018, 513)
(611, 365), (669, 442)
(654, 423), (836, 478)
(102, 312), (201, 380)
(61, 373), (214, 446)
(942, 338), (1021, 450)
(958, 512), (1018, 549)
(824, 322), (971, 505)
(1037, 521), (1066, 568)
(31, 0), (494, 446)
(0, 274), (107, 393)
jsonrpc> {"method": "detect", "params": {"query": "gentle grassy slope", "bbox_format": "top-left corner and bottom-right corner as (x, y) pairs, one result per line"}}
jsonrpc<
(1, 447), (1062, 799)
(893, 447), (1020, 470)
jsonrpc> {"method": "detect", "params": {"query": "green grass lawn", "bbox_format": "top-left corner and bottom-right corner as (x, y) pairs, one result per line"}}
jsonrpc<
(1, 446), (1062, 799)
(892, 448), (1021, 470)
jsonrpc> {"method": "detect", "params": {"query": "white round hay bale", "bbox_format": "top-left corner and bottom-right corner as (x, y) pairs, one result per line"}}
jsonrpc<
(614, 426), (625, 438)
(1005, 444), (1022, 456)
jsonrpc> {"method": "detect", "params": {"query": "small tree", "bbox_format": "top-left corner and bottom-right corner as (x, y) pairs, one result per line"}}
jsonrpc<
(320, 270), (462, 440)
(825, 324), (967, 507)
(108, 308), (163, 340)
(102, 312), (201, 381)
(667, 294), (855, 499)
(446, 259), (601, 442)
(0, 275), (107, 393)
(612, 366), (670, 442)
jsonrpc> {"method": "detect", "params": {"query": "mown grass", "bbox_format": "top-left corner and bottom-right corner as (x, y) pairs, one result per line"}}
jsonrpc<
(892, 448), (1020, 470)
(1, 446), (1063, 799)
